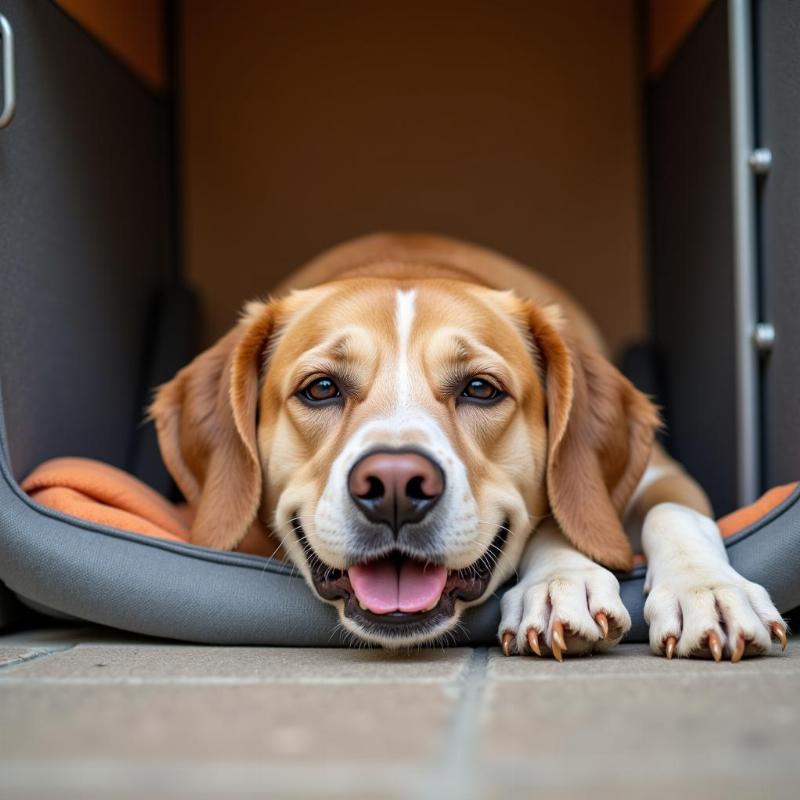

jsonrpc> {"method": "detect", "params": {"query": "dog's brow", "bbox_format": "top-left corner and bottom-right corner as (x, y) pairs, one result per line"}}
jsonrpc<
(328, 334), (354, 360)
(430, 331), (517, 395)
(446, 333), (508, 370)
(301, 332), (356, 364)
(289, 337), (374, 401)
(451, 336), (474, 361)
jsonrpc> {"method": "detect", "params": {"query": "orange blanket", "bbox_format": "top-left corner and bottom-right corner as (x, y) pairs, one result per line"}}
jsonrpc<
(21, 457), (797, 562)
(21, 457), (280, 557)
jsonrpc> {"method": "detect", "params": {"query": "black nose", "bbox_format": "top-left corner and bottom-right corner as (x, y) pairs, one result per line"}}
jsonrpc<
(348, 451), (445, 534)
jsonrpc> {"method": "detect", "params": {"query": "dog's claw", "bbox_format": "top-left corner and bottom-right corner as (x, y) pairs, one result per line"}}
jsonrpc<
(526, 628), (542, 656)
(707, 630), (722, 662)
(502, 631), (515, 657)
(731, 634), (746, 663)
(665, 636), (677, 660)
(551, 621), (566, 662)
(551, 640), (563, 662)
(595, 612), (609, 640)
(771, 622), (788, 652)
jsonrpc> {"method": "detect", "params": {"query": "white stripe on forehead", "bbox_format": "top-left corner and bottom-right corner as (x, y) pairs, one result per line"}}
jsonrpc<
(395, 289), (417, 406)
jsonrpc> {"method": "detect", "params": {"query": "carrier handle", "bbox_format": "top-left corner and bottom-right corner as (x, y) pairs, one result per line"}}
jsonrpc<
(0, 13), (16, 129)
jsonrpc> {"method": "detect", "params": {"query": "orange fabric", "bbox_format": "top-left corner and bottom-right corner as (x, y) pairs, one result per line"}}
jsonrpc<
(21, 458), (798, 566)
(22, 458), (192, 543)
(717, 482), (798, 539)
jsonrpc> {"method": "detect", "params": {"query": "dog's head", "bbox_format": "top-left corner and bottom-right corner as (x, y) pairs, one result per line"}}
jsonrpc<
(151, 276), (658, 646)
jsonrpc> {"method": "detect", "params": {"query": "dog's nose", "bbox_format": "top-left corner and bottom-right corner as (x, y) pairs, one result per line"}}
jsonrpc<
(348, 451), (445, 533)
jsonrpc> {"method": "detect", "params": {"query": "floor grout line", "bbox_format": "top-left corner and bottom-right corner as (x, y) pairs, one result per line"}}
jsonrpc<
(0, 643), (76, 674)
(422, 647), (489, 800)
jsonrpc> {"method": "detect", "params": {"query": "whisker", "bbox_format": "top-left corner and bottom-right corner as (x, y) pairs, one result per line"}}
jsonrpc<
(265, 526), (301, 562)
(474, 519), (514, 535)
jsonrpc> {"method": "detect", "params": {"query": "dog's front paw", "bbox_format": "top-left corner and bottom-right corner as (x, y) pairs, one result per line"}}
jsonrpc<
(498, 567), (631, 660)
(645, 568), (788, 661)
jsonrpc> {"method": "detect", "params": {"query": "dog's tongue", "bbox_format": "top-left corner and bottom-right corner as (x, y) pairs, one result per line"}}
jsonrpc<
(398, 560), (448, 612)
(347, 560), (398, 614)
(348, 559), (447, 614)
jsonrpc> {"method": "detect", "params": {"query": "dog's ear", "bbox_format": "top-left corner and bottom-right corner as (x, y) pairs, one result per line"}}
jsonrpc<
(149, 300), (277, 550)
(526, 303), (660, 571)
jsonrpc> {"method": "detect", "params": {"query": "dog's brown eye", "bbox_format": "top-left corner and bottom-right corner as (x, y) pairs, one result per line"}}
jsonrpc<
(301, 377), (341, 403)
(461, 378), (502, 402)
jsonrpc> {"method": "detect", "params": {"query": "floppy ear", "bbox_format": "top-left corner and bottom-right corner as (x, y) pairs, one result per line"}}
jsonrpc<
(149, 301), (277, 550)
(527, 303), (660, 571)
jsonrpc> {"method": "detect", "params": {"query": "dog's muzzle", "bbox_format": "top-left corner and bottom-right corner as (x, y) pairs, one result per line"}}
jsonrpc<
(294, 518), (509, 643)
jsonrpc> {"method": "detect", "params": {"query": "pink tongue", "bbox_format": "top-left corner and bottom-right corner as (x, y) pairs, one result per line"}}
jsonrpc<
(348, 559), (448, 615)
(398, 560), (447, 613)
(348, 560), (398, 615)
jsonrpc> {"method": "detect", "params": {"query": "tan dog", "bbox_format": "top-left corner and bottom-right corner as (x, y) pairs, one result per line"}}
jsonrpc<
(151, 233), (787, 659)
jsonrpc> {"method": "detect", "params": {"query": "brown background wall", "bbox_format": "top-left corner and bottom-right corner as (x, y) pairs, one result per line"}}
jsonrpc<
(52, 0), (715, 357)
(180, 0), (647, 357)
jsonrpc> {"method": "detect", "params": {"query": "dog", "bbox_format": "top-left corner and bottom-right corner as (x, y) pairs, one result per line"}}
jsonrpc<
(151, 233), (787, 659)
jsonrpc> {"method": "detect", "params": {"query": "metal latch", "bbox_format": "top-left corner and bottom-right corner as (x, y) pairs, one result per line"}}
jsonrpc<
(752, 322), (776, 354)
(0, 13), (15, 129)
(748, 148), (772, 175)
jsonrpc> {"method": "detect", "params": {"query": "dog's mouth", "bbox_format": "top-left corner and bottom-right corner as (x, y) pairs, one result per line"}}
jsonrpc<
(294, 520), (509, 641)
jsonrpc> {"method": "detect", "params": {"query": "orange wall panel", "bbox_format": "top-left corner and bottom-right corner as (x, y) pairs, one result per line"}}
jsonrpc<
(648, 0), (713, 76)
(56, 0), (166, 90)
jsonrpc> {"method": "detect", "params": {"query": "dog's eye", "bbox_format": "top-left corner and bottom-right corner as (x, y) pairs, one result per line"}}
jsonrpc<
(461, 378), (503, 403)
(300, 377), (341, 403)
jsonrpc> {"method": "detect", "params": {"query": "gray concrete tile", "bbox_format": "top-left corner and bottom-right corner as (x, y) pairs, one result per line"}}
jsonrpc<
(0, 683), (453, 763)
(2, 639), (799, 799)
(481, 643), (800, 791)
(487, 640), (799, 681)
(0, 626), (151, 648)
(1, 645), (472, 684)
(480, 774), (797, 800)
(0, 761), (417, 800)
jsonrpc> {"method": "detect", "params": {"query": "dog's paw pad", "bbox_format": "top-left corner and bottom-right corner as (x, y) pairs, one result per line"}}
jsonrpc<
(498, 568), (631, 659)
(645, 576), (787, 661)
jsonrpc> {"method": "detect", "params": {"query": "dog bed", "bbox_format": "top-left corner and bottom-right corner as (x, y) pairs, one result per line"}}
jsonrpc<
(0, 260), (795, 644)
(2, 443), (798, 644)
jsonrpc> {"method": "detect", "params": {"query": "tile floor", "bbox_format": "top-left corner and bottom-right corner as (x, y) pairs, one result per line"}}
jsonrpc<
(0, 627), (797, 799)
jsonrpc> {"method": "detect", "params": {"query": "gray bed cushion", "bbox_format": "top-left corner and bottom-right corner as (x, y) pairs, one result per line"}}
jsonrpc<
(1, 389), (798, 644)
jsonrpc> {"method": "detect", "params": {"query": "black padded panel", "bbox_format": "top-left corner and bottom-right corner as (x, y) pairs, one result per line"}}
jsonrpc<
(647, 0), (739, 515)
(756, 0), (800, 489)
(128, 282), (198, 496)
(0, 0), (170, 480)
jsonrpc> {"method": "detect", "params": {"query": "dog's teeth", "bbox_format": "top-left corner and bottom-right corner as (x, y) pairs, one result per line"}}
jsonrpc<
(423, 599), (439, 612)
(358, 600), (368, 611)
